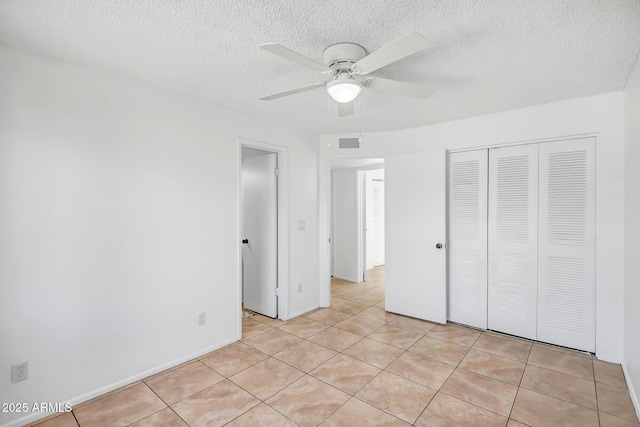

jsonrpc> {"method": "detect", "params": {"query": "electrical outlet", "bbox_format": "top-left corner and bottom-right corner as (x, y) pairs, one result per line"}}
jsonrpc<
(298, 283), (303, 293)
(198, 312), (206, 326)
(11, 361), (28, 383)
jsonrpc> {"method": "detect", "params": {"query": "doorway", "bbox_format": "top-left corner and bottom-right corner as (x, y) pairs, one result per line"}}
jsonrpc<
(329, 158), (385, 296)
(239, 139), (289, 321)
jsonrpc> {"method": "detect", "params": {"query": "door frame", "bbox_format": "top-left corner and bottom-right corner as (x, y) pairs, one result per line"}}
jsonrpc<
(320, 155), (384, 307)
(238, 138), (289, 330)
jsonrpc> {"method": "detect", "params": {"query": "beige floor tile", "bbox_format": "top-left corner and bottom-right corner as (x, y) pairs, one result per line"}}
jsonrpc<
(440, 368), (518, 417)
(510, 388), (598, 427)
(266, 375), (350, 427)
(200, 342), (268, 377)
(348, 293), (386, 307)
(320, 397), (410, 426)
(73, 381), (144, 410)
(506, 420), (529, 427)
(310, 354), (381, 395)
(427, 324), (482, 347)
(598, 412), (640, 427)
(368, 325), (422, 349)
(409, 336), (469, 366)
(225, 403), (298, 427)
(597, 382), (639, 422)
(334, 315), (385, 336)
(527, 345), (594, 380)
(145, 361), (224, 405)
(241, 318), (272, 340)
(356, 371), (436, 424)
(273, 339), (338, 372)
(388, 316), (437, 334)
(459, 349), (525, 386)
(251, 314), (287, 327)
(277, 317), (328, 338)
(331, 300), (370, 315)
(307, 327), (363, 352)
(74, 383), (166, 427)
(356, 306), (400, 323)
(304, 308), (352, 325)
(594, 359), (628, 389)
(386, 351), (455, 390)
(331, 295), (345, 305)
(472, 334), (532, 363)
(30, 412), (79, 427)
(520, 364), (596, 409)
(230, 357), (304, 400)
(364, 288), (386, 298)
(375, 301), (386, 309)
(332, 288), (362, 300)
(343, 337), (404, 368)
(244, 328), (302, 355)
(142, 360), (197, 383)
(172, 380), (259, 427)
(483, 330), (532, 344)
(414, 392), (508, 427)
(532, 342), (592, 359)
(128, 408), (188, 426)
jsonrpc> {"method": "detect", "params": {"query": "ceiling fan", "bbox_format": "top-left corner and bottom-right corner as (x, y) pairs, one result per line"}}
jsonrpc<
(259, 32), (434, 115)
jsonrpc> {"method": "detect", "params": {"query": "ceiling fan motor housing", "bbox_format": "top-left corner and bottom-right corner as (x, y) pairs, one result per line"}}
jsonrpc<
(323, 43), (367, 71)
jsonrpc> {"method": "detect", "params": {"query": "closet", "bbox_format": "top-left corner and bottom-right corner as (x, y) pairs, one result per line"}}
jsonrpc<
(447, 137), (596, 352)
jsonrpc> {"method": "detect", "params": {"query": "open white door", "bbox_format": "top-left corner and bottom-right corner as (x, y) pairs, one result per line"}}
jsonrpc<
(366, 170), (385, 269)
(385, 150), (447, 323)
(242, 152), (278, 318)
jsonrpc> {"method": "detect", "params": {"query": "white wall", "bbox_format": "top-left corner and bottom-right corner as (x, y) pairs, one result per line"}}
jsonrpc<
(319, 92), (626, 361)
(0, 46), (319, 427)
(624, 53), (640, 417)
(332, 168), (361, 282)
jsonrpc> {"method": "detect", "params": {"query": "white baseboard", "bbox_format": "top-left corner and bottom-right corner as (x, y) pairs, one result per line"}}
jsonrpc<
(622, 362), (640, 423)
(286, 305), (319, 320)
(2, 337), (239, 427)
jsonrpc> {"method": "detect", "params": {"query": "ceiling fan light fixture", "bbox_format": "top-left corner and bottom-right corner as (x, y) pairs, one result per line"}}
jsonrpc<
(326, 75), (362, 103)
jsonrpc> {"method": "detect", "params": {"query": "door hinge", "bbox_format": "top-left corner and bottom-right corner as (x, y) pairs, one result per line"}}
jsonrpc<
(274, 168), (280, 176)
(274, 287), (280, 296)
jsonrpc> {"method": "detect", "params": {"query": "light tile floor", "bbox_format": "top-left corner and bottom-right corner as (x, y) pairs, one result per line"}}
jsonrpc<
(30, 267), (639, 426)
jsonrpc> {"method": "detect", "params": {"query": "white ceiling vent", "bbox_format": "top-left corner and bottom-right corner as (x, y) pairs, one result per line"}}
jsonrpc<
(338, 137), (361, 150)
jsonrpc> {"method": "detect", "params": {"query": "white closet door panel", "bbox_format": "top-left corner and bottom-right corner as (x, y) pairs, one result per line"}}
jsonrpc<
(538, 138), (595, 352)
(447, 150), (488, 329)
(385, 150), (447, 323)
(488, 145), (538, 339)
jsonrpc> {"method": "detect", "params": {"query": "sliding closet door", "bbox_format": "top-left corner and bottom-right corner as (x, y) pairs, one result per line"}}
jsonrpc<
(447, 150), (488, 329)
(488, 145), (538, 339)
(537, 138), (596, 352)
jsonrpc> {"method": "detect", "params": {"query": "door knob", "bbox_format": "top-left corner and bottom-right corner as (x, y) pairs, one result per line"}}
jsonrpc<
(435, 243), (443, 249)
(242, 239), (249, 244)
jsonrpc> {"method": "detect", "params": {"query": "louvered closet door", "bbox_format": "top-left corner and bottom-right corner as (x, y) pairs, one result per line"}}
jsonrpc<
(488, 145), (538, 339)
(537, 138), (595, 352)
(447, 150), (488, 329)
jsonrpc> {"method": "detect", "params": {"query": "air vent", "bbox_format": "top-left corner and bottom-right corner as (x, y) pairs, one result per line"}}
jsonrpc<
(338, 137), (361, 149)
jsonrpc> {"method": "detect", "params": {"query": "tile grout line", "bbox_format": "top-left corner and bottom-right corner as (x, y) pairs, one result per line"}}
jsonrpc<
(505, 338), (534, 424)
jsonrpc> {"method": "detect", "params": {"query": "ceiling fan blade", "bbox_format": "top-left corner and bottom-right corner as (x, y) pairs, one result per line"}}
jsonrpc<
(261, 43), (331, 73)
(353, 32), (429, 75)
(338, 102), (354, 117)
(260, 82), (324, 101)
(367, 77), (435, 99)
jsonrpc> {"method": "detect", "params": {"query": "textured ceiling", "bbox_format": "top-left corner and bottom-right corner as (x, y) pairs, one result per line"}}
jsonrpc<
(1, 0), (639, 134)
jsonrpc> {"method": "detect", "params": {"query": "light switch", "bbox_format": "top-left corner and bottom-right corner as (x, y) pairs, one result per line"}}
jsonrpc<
(298, 220), (306, 230)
